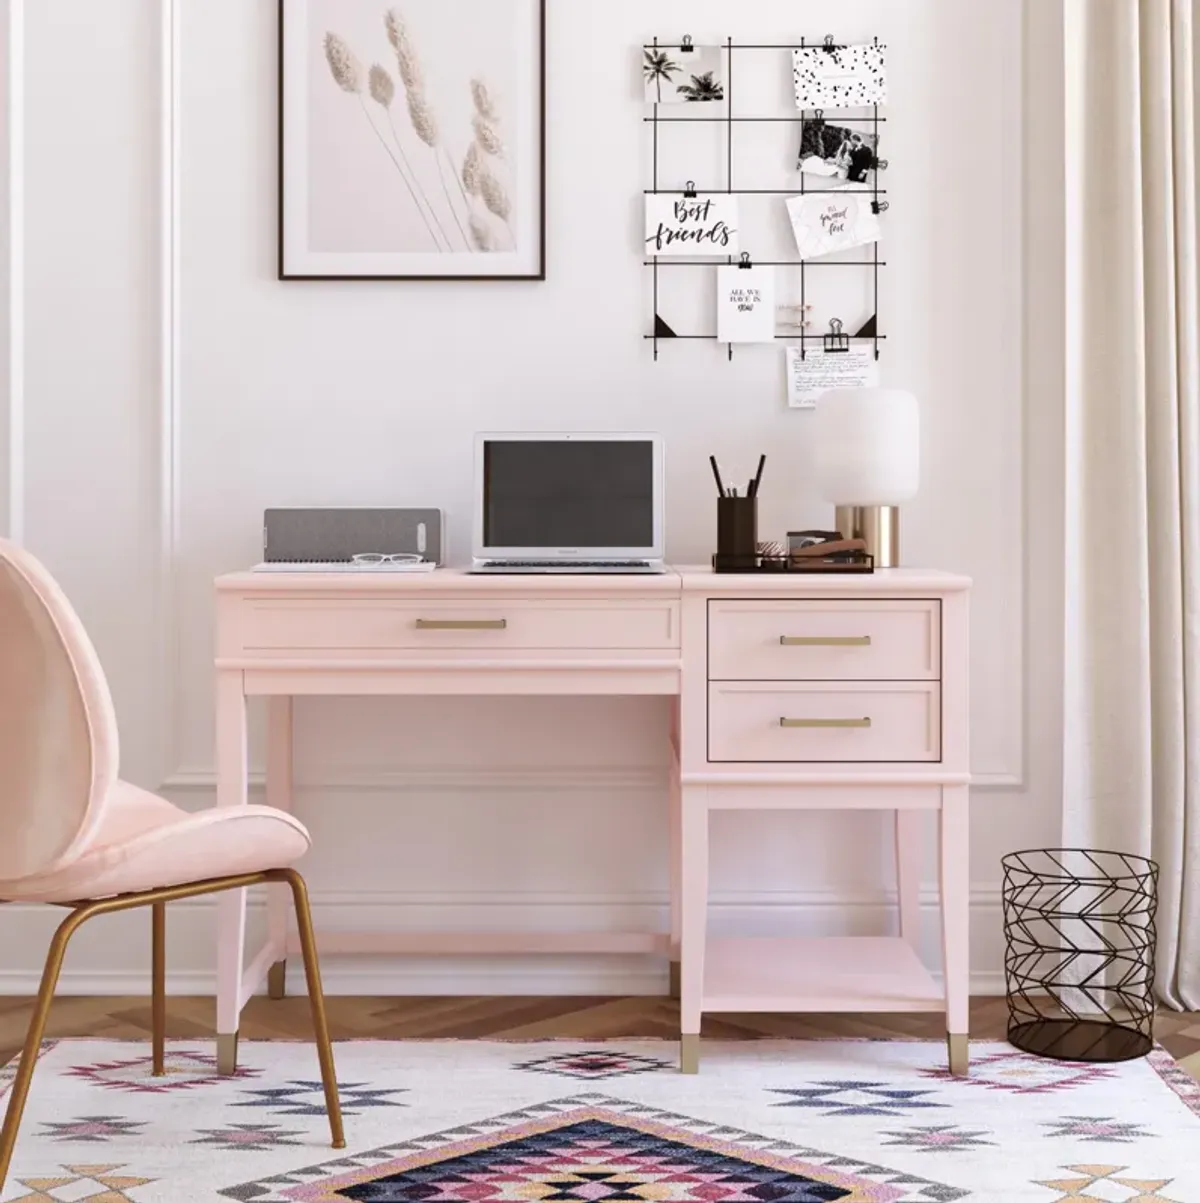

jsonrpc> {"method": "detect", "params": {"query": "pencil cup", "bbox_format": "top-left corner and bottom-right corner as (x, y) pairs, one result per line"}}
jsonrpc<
(717, 496), (759, 570)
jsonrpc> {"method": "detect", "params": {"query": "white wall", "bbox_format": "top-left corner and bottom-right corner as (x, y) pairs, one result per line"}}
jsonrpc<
(2, 0), (1062, 996)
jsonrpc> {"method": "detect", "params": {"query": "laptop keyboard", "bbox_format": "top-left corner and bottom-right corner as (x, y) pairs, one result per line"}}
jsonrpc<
(488, 560), (650, 569)
(474, 560), (664, 575)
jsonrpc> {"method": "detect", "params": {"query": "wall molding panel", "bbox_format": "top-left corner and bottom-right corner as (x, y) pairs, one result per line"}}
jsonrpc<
(3, 0), (24, 545)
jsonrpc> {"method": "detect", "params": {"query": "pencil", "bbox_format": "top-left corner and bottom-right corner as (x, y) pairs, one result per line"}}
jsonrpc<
(710, 456), (727, 498)
(750, 455), (767, 498)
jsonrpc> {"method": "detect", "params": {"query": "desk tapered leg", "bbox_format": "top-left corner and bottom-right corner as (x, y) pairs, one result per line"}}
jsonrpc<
(216, 672), (249, 1074)
(939, 785), (970, 1076)
(266, 697), (294, 1000)
(895, 810), (923, 951)
(668, 700), (682, 1000)
(679, 786), (708, 1073)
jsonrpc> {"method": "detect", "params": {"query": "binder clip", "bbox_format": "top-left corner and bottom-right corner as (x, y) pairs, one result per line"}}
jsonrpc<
(680, 34), (695, 53)
(824, 318), (850, 354)
(871, 199), (890, 216)
(822, 34), (841, 54)
(738, 252), (754, 270)
(683, 180), (698, 198)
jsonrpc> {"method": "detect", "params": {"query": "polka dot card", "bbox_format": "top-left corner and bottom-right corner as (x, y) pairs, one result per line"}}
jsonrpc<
(792, 42), (887, 109)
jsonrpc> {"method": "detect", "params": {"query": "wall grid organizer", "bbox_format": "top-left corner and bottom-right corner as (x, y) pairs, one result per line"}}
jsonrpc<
(644, 36), (888, 363)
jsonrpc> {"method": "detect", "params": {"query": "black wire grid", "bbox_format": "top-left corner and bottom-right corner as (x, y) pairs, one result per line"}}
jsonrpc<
(644, 36), (889, 363)
(1001, 849), (1160, 1063)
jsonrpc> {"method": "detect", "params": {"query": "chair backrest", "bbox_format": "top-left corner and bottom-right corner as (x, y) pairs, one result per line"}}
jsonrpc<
(0, 539), (118, 880)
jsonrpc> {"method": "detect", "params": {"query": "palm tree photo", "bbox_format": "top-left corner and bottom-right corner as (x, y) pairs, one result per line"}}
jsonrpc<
(678, 72), (725, 102)
(643, 49), (681, 103)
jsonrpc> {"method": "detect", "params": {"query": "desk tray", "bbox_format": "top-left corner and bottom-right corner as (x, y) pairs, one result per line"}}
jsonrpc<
(712, 552), (875, 575)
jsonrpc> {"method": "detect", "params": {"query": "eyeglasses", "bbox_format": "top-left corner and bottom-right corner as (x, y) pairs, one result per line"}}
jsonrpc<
(351, 553), (424, 565)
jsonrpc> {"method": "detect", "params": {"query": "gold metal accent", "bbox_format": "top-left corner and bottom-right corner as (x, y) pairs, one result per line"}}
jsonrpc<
(680, 1034), (701, 1075)
(217, 1031), (239, 1077)
(779, 635), (872, 648)
(415, 618), (507, 631)
(780, 717), (872, 729)
(835, 504), (901, 568)
(268, 960), (288, 1000)
(0, 870), (345, 1191)
(668, 961), (681, 1001)
(152, 903), (166, 1077)
(947, 1032), (969, 1077)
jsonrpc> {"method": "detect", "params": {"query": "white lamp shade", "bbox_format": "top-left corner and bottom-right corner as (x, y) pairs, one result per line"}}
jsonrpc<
(814, 388), (920, 506)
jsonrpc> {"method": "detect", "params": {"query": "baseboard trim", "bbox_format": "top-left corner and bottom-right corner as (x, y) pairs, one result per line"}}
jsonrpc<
(0, 966), (1008, 997)
(0, 887), (1006, 997)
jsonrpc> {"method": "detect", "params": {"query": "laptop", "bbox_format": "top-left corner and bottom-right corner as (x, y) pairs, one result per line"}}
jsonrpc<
(471, 434), (666, 574)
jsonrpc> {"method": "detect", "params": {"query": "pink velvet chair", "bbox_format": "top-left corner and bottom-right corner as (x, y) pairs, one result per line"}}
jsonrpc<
(0, 539), (344, 1189)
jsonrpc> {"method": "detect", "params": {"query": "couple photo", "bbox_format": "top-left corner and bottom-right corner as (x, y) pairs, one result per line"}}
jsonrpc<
(797, 121), (879, 187)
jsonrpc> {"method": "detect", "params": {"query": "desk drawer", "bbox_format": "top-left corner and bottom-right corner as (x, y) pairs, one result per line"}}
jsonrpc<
(238, 599), (680, 652)
(708, 600), (940, 681)
(708, 681), (941, 762)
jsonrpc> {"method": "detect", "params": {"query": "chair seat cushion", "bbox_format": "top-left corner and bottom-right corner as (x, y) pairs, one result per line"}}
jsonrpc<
(0, 780), (310, 902)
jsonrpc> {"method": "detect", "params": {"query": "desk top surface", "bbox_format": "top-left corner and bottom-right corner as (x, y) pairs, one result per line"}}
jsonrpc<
(216, 567), (971, 596)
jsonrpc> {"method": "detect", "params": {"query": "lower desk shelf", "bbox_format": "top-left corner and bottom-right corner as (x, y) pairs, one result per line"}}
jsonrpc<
(701, 936), (944, 1014)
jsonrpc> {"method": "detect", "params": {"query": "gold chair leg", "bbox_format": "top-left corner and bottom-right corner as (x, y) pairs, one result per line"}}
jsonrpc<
(152, 902), (167, 1076)
(268, 960), (287, 1000)
(283, 869), (345, 1150)
(0, 905), (92, 1191)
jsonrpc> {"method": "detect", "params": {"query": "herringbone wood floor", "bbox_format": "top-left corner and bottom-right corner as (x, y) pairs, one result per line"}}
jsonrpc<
(3, 996), (1199, 1080)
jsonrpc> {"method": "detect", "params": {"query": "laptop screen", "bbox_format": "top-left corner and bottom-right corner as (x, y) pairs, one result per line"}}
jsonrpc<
(483, 439), (656, 550)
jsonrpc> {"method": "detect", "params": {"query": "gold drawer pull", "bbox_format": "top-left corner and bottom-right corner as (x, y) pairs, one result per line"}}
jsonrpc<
(415, 619), (508, 631)
(780, 717), (872, 729)
(779, 635), (872, 647)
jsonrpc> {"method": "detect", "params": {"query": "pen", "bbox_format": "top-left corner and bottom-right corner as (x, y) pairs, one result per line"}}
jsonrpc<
(710, 456), (727, 499)
(750, 455), (767, 498)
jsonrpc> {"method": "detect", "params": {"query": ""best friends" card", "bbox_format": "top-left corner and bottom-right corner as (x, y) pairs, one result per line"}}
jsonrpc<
(645, 194), (740, 257)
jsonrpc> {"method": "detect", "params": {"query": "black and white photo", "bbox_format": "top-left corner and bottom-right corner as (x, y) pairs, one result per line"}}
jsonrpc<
(797, 121), (879, 187)
(643, 44), (725, 105)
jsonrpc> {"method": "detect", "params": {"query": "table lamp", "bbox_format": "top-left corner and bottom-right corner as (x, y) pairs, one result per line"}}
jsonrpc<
(813, 387), (920, 568)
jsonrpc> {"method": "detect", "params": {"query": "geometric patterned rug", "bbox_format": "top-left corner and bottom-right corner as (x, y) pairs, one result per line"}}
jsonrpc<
(2, 1040), (1198, 1202)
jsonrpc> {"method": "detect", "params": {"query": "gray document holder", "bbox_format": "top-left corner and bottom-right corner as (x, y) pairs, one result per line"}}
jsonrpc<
(263, 509), (445, 564)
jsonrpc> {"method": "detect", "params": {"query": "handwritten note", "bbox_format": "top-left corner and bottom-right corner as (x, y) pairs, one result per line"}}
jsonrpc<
(645, 194), (740, 257)
(717, 265), (776, 343)
(786, 193), (880, 260)
(787, 346), (879, 409)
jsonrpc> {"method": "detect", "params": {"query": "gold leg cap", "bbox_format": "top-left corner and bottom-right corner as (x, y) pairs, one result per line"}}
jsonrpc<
(268, 960), (287, 1001)
(668, 961), (681, 1001)
(217, 1031), (239, 1076)
(947, 1033), (969, 1077)
(680, 1034), (700, 1075)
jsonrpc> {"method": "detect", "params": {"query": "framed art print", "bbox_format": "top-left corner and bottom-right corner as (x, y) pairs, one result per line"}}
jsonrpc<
(280, 0), (545, 280)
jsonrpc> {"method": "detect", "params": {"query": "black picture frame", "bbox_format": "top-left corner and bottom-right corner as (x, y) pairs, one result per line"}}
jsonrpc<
(278, 0), (546, 281)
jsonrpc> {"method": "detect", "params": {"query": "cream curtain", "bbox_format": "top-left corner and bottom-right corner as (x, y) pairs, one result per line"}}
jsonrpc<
(1063, 0), (1200, 1008)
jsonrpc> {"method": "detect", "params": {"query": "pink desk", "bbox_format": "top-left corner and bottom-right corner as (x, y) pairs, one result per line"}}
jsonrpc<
(213, 568), (970, 1075)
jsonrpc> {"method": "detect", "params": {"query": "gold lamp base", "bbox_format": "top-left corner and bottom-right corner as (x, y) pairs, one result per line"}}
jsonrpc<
(835, 505), (901, 568)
